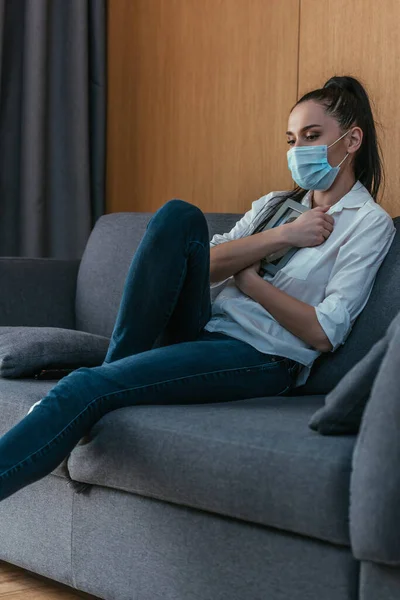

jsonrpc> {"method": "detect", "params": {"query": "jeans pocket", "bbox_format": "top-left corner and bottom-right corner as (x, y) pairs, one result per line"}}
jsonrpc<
(267, 355), (287, 364)
(285, 358), (302, 383)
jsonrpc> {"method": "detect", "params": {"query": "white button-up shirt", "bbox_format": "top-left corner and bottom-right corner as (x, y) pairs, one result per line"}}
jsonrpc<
(205, 181), (396, 387)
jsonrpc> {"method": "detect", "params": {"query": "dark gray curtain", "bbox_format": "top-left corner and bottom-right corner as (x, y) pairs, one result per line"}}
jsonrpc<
(0, 0), (106, 258)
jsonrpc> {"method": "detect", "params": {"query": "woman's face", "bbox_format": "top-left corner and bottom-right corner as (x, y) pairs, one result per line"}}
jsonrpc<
(286, 100), (349, 168)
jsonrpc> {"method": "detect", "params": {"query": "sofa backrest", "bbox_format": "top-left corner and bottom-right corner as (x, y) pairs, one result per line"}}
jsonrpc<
(76, 210), (400, 395)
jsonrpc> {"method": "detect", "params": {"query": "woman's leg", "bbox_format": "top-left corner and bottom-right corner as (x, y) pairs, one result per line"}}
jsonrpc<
(104, 198), (212, 363)
(0, 335), (298, 502)
(27, 198), (211, 416)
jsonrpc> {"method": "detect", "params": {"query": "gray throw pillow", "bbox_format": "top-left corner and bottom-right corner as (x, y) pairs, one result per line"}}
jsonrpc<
(308, 311), (400, 435)
(0, 327), (110, 378)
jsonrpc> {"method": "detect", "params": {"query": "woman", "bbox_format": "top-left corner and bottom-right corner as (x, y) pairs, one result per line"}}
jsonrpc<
(0, 76), (395, 502)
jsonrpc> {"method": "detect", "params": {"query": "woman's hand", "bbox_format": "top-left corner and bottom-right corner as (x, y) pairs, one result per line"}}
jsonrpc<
(234, 260), (262, 294)
(282, 206), (335, 247)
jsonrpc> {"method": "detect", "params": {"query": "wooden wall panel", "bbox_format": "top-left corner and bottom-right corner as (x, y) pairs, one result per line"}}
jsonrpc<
(107, 0), (299, 214)
(298, 0), (400, 217)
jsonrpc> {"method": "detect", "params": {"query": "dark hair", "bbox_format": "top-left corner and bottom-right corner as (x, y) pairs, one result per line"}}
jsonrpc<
(249, 75), (383, 236)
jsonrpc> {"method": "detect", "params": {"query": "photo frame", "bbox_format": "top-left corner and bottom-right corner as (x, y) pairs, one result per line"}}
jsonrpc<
(260, 199), (310, 276)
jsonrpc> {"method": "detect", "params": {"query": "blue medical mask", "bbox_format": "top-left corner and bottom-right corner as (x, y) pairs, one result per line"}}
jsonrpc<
(287, 130), (351, 191)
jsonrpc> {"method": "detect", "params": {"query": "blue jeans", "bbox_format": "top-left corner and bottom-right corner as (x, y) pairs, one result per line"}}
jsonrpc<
(0, 200), (299, 502)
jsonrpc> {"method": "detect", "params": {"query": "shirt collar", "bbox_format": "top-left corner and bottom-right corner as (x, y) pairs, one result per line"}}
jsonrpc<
(301, 181), (371, 214)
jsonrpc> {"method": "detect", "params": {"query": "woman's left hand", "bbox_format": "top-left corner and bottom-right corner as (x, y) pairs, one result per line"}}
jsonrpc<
(234, 260), (262, 294)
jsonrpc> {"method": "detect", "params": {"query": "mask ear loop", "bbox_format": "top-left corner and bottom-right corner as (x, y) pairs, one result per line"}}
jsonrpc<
(328, 129), (352, 149)
(336, 152), (349, 168)
(328, 129), (352, 168)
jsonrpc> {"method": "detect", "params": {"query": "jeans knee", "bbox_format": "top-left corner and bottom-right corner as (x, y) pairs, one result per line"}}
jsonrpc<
(152, 199), (207, 231)
(164, 198), (190, 211)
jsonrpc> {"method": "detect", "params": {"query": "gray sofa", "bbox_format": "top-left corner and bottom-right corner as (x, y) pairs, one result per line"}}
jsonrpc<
(0, 209), (399, 600)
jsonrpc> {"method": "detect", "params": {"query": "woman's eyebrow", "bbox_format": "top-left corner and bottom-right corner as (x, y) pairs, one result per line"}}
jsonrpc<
(286, 124), (322, 135)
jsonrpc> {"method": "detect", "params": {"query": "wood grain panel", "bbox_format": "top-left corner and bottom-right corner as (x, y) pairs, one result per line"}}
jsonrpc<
(298, 0), (400, 216)
(107, 0), (299, 214)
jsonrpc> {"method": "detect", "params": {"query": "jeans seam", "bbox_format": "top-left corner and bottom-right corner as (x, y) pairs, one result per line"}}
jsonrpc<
(189, 240), (207, 250)
(188, 240), (210, 333)
(157, 241), (205, 329)
(0, 361), (288, 480)
(157, 253), (188, 329)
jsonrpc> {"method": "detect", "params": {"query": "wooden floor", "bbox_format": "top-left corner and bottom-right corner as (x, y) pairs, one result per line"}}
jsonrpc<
(0, 560), (100, 599)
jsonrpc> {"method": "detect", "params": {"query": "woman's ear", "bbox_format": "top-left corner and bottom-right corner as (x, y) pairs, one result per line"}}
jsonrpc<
(347, 126), (363, 154)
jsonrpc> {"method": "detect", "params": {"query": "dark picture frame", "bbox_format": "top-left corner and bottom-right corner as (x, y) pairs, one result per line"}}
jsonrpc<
(260, 199), (310, 276)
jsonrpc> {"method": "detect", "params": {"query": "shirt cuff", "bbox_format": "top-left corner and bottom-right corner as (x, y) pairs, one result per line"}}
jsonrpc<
(315, 295), (351, 352)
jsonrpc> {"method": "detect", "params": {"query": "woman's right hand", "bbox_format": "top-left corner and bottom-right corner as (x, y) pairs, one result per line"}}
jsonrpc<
(282, 206), (335, 248)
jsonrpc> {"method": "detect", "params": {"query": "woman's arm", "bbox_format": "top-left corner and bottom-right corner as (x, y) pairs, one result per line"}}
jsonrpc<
(234, 266), (332, 352)
(210, 228), (290, 284)
(210, 206), (334, 284)
(234, 209), (396, 354)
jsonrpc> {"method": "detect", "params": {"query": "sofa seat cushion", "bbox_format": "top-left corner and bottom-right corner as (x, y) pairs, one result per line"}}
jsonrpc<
(0, 379), (81, 480)
(67, 395), (356, 547)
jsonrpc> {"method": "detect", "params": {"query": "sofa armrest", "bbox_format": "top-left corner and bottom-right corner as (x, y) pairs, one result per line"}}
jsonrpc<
(350, 318), (400, 566)
(0, 258), (80, 329)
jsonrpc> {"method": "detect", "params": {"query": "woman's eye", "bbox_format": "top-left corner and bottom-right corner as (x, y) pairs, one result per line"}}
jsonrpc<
(306, 134), (319, 141)
(287, 140), (295, 145)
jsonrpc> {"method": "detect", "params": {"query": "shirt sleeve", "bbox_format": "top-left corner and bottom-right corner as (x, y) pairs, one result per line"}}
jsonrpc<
(315, 209), (396, 352)
(209, 191), (281, 247)
(209, 191), (285, 290)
